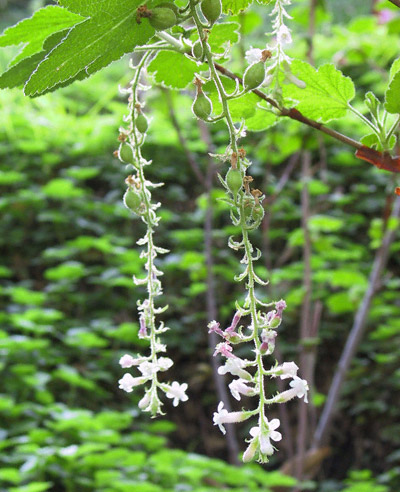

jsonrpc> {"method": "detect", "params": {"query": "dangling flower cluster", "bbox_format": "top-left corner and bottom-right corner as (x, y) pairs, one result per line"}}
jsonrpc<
(210, 294), (308, 462)
(117, 53), (187, 416)
(188, 0), (308, 462)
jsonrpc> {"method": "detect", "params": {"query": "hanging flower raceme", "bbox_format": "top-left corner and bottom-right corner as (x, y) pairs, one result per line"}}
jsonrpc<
(116, 54), (187, 416)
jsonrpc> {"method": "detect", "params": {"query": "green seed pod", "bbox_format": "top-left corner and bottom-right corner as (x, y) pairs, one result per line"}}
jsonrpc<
(243, 198), (254, 220)
(135, 114), (148, 133)
(123, 188), (141, 213)
(252, 204), (264, 222)
(192, 91), (212, 120)
(269, 315), (281, 328)
(192, 40), (203, 60)
(148, 7), (177, 30)
(119, 144), (135, 164)
(201, 0), (222, 25)
(156, 1), (179, 14)
(243, 61), (266, 91)
(226, 168), (242, 197)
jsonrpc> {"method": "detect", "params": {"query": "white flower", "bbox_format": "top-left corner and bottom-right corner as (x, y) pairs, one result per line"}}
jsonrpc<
(213, 401), (249, 435)
(242, 438), (258, 462)
(245, 47), (263, 65)
(277, 24), (292, 46)
(273, 377), (309, 403)
(165, 381), (188, 407)
(228, 379), (255, 401)
(290, 377), (309, 403)
(249, 419), (282, 456)
(138, 391), (151, 410)
(218, 358), (252, 380)
(119, 354), (135, 368)
(138, 361), (159, 377)
(157, 357), (173, 371)
(269, 361), (298, 380)
(118, 373), (147, 393)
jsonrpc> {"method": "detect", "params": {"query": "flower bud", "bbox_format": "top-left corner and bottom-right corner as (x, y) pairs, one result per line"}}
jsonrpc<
(148, 7), (177, 30)
(243, 61), (266, 91)
(201, 0), (222, 26)
(119, 144), (135, 163)
(226, 168), (243, 198)
(123, 188), (141, 214)
(135, 114), (148, 133)
(192, 91), (213, 120)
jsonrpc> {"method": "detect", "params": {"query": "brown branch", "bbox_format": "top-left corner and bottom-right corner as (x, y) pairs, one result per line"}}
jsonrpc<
(388, 0), (400, 8)
(214, 62), (364, 152)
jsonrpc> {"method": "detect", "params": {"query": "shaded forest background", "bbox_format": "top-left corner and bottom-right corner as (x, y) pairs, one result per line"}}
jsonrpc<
(0, 0), (399, 491)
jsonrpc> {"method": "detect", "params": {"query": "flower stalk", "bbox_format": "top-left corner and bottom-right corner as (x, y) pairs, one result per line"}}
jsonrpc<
(117, 52), (187, 415)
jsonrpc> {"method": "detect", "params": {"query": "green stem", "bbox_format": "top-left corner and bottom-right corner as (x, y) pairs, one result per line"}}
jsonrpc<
(348, 104), (379, 135)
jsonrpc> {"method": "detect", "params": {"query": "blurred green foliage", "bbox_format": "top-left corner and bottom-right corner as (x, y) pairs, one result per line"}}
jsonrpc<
(1, 1), (400, 491)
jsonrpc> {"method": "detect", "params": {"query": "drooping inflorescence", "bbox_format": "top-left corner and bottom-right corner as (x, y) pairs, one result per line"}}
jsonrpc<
(117, 54), (187, 416)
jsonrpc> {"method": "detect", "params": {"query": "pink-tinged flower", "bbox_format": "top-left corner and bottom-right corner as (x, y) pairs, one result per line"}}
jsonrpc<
(213, 402), (249, 434)
(269, 361), (298, 380)
(378, 9), (395, 25)
(260, 330), (277, 355)
(165, 381), (188, 407)
(218, 358), (252, 380)
(213, 342), (234, 358)
(118, 374), (147, 393)
(138, 315), (147, 338)
(275, 299), (287, 317)
(225, 311), (241, 334)
(228, 379), (255, 401)
(119, 354), (135, 368)
(208, 320), (224, 337)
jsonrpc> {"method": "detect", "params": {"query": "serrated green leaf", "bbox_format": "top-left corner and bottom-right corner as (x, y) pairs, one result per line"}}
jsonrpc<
(222, 0), (252, 14)
(148, 51), (206, 89)
(207, 23), (240, 53)
(24, 1), (154, 97)
(385, 70), (400, 114)
(245, 105), (277, 132)
(283, 60), (355, 122)
(0, 30), (68, 89)
(0, 6), (83, 65)
(389, 57), (400, 81)
(58, 0), (109, 16)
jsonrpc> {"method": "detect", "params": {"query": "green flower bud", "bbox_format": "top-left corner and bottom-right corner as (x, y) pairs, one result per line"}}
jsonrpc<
(192, 91), (212, 120)
(123, 188), (141, 213)
(226, 168), (242, 197)
(200, 0), (221, 25)
(192, 40), (203, 60)
(243, 61), (265, 91)
(149, 7), (177, 30)
(119, 144), (135, 164)
(135, 114), (148, 134)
